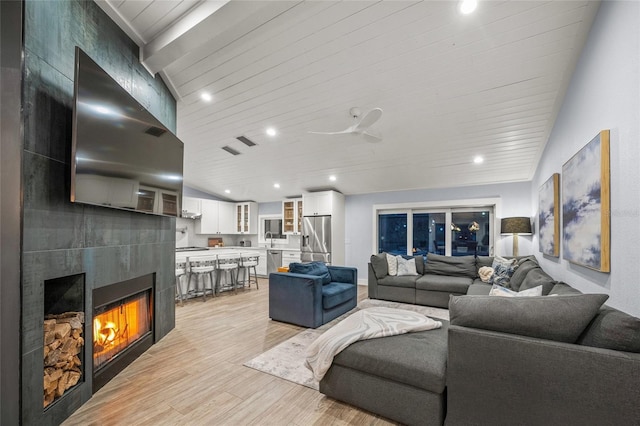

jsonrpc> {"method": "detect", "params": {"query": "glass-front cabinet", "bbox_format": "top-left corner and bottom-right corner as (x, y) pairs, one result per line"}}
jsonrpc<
(282, 198), (303, 235)
(235, 202), (258, 234)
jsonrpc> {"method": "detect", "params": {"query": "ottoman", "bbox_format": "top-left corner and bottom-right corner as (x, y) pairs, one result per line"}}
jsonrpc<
(319, 320), (449, 426)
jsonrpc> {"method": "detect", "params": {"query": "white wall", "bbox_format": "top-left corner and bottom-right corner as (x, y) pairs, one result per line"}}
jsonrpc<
(345, 181), (532, 284)
(532, 1), (640, 316)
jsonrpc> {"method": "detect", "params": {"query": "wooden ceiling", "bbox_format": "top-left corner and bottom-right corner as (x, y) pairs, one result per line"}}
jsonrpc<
(96, 0), (599, 202)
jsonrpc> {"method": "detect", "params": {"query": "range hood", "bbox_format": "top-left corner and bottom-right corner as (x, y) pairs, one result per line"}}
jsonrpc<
(181, 210), (201, 219)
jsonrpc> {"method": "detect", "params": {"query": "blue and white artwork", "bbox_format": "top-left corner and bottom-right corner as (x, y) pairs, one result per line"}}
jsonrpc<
(562, 131), (610, 271)
(538, 174), (559, 257)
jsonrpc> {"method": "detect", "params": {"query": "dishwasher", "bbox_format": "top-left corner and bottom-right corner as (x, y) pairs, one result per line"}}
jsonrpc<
(267, 250), (282, 275)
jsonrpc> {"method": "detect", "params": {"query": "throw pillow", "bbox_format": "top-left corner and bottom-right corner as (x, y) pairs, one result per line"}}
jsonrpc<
(489, 284), (543, 297)
(489, 256), (517, 288)
(478, 266), (494, 282)
(386, 253), (398, 276)
(396, 256), (418, 276)
(370, 253), (388, 278)
(449, 293), (609, 343)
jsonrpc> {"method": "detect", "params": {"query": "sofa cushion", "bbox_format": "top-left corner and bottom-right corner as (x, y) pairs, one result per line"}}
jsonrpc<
(577, 306), (640, 353)
(332, 321), (450, 393)
(425, 253), (476, 279)
(519, 267), (555, 295)
(289, 261), (331, 285)
(322, 282), (357, 309)
(466, 282), (492, 295)
(449, 293), (609, 343)
(370, 253), (388, 278)
(475, 256), (494, 271)
(416, 274), (472, 293)
(549, 282), (582, 295)
(411, 255), (426, 275)
(509, 256), (540, 291)
(378, 275), (419, 288)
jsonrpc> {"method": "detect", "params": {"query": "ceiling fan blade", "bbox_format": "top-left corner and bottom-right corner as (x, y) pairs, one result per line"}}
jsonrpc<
(308, 129), (352, 135)
(362, 131), (382, 143)
(355, 107), (383, 131)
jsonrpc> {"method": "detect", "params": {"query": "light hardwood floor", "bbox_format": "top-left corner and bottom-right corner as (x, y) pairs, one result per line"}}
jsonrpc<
(62, 280), (396, 425)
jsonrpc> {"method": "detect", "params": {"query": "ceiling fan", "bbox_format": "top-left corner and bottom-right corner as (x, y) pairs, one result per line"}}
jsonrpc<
(309, 107), (383, 143)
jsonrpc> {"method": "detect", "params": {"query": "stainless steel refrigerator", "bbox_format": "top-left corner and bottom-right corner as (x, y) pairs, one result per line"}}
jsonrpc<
(301, 215), (332, 263)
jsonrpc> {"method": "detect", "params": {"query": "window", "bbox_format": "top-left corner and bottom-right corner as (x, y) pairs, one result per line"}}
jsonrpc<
(378, 213), (407, 256)
(451, 210), (491, 256)
(376, 203), (495, 257)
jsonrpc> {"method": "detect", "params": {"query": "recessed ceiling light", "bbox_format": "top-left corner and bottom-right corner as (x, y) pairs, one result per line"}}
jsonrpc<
(473, 156), (484, 164)
(201, 92), (212, 102)
(224, 189), (231, 194)
(459, 0), (478, 15)
(266, 127), (277, 137)
(273, 183), (280, 189)
(329, 175), (337, 182)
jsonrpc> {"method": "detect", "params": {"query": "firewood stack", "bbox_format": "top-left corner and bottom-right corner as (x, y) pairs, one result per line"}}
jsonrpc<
(43, 311), (84, 408)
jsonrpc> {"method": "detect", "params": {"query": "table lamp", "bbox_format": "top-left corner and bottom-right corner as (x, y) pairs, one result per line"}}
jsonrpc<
(500, 217), (532, 257)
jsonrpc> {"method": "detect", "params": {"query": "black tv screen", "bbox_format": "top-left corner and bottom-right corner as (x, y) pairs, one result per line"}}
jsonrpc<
(71, 47), (184, 217)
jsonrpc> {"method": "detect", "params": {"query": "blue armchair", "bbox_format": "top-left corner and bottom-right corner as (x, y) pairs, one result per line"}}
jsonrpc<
(269, 265), (358, 328)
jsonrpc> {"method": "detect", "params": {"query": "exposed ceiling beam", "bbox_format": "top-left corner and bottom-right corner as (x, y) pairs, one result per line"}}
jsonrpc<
(141, 1), (300, 76)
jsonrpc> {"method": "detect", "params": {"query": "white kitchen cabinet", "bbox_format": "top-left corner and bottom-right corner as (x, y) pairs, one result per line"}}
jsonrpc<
(256, 249), (267, 276)
(303, 191), (336, 216)
(218, 202), (236, 234)
(196, 200), (235, 234)
(281, 250), (301, 267)
(235, 202), (258, 234)
(282, 199), (303, 235)
(181, 197), (201, 217)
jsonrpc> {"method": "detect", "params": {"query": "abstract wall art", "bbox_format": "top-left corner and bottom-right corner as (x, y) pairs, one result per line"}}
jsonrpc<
(562, 130), (610, 272)
(538, 173), (560, 257)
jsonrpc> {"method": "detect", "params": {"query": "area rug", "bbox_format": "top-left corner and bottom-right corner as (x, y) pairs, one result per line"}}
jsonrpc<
(243, 299), (449, 390)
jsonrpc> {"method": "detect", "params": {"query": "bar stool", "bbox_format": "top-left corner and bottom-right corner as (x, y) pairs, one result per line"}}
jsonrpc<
(238, 252), (259, 290)
(175, 260), (187, 306)
(187, 255), (216, 301)
(215, 254), (240, 294)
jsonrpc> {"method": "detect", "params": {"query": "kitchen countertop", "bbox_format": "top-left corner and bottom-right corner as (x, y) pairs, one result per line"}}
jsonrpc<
(175, 246), (301, 260)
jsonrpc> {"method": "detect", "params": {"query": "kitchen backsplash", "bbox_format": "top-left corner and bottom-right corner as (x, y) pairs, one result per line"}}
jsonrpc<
(175, 218), (301, 249)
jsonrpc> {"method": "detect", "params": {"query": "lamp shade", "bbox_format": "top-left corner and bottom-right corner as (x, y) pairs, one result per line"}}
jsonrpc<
(501, 217), (532, 235)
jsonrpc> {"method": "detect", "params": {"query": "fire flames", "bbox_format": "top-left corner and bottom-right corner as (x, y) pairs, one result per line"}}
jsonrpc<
(93, 295), (149, 369)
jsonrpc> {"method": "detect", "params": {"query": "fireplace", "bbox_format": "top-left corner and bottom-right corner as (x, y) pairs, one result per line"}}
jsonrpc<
(92, 274), (155, 392)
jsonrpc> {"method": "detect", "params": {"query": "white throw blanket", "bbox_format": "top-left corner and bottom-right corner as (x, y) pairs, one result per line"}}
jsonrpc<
(305, 307), (442, 381)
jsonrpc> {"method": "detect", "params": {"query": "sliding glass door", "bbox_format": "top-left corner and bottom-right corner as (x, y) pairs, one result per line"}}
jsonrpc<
(378, 212), (407, 256)
(377, 207), (493, 257)
(412, 212), (446, 256)
(451, 210), (491, 256)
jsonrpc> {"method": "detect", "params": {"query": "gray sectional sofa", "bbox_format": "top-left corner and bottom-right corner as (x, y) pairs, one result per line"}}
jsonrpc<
(368, 252), (499, 307)
(320, 254), (640, 425)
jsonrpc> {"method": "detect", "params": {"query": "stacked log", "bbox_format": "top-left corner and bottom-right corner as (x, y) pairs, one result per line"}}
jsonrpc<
(43, 312), (84, 408)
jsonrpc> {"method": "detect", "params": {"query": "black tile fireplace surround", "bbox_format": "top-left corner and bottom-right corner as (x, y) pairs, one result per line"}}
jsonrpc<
(18, 1), (178, 424)
(24, 246), (175, 426)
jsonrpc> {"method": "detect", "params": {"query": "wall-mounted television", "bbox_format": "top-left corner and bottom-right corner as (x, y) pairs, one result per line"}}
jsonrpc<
(71, 47), (184, 217)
